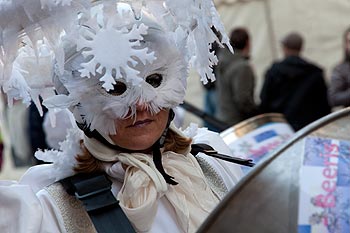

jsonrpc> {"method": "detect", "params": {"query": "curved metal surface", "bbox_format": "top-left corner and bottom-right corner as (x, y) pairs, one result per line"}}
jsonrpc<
(220, 113), (288, 139)
(198, 107), (350, 233)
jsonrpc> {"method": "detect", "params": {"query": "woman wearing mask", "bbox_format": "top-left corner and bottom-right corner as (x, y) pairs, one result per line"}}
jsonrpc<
(0, 1), (244, 232)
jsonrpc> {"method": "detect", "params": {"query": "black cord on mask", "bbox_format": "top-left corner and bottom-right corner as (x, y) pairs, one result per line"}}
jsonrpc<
(152, 109), (178, 185)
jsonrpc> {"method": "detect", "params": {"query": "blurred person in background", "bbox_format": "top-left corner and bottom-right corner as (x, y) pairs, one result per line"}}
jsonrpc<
(328, 27), (350, 108)
(202, 40), (220, 132)
(216, 27), (258, 126)
(28, 101), (49, 164)
(260, 32), (331, 131)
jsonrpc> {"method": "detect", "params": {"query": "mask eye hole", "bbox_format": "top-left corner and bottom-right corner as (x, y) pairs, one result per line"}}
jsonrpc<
(107, 81), (127, 96)
(145, 73), (163, 88)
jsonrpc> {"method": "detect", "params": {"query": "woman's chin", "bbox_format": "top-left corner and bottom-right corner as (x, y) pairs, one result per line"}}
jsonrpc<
(113, 136), (158, 152)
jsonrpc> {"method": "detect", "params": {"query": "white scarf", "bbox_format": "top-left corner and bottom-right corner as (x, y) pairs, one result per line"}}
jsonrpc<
(83, 135), (220, 233)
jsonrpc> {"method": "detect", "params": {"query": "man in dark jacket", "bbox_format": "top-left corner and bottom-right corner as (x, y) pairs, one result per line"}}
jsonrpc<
(216, 27), (258, 126)
(260, 32), (331, 131)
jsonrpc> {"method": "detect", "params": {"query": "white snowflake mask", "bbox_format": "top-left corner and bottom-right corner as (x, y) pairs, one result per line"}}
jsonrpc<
(47, 23), (187, 135)
(0, 0), (232, 136)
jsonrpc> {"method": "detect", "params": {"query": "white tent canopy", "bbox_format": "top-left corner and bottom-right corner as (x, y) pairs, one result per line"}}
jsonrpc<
(215, 0), (350, 96)
(183, 0), (349, 127)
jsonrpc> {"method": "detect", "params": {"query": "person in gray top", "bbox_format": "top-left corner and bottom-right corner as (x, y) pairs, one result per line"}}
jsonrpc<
(216, 27), (258, 126)
(329, 27), (350, 108)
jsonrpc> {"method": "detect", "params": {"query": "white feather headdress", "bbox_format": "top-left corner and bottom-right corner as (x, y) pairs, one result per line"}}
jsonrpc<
(0, 0), (232, 135)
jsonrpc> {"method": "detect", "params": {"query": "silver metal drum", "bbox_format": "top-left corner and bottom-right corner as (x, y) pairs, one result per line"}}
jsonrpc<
(198, 107), (350, 233)
(220, 113), (294, 173)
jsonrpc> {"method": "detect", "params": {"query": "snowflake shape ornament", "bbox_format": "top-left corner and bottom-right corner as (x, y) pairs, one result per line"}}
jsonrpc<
(77, 16), (156, 91)
(3, 61), (31, 107)
(165, 0), (232, 84)
(40, 0), (73, 9)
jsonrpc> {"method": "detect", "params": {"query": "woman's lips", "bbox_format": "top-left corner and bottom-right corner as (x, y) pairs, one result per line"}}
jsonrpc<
(128, 119), (153, 128)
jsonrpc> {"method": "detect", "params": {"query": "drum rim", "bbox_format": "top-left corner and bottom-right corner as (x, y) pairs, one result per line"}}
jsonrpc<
(220, 113), (289, 138)
(198, 107), (350, 232)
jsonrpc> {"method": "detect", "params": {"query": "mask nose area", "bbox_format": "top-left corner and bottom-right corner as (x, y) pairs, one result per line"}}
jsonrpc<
(135, 100), (148, 111)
